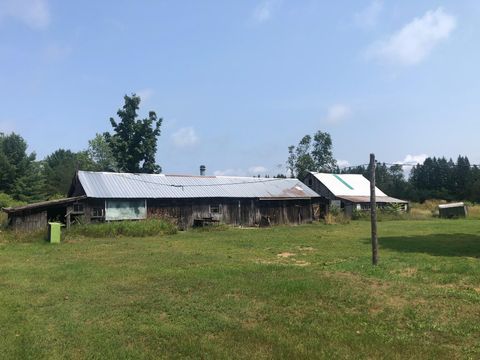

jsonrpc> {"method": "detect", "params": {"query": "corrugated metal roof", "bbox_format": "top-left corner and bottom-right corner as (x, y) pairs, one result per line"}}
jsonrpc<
(77, 171), (320, 199)
(310, 172), (388, 197)
(337, 195), (408, 204)
(438, 202), (465, 209)
(3, 196), (87, 214)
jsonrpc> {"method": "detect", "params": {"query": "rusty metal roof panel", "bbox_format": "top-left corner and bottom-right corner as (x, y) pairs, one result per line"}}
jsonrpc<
(336, 195), (408, 204)
(77, 171), (320, 199)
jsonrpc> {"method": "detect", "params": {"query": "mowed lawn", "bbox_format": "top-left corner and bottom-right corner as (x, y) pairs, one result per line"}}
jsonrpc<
(1, 220), (480, 359)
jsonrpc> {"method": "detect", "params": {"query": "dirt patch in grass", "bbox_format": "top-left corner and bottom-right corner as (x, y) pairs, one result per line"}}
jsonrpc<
(277, 252), (296, 258)
(294, 260), (310, 267)
(298, 246), (315, 251)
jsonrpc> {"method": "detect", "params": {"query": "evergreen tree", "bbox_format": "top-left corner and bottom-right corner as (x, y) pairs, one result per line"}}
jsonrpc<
(43, 149), (96, 197)
(0, 132), (44, 202)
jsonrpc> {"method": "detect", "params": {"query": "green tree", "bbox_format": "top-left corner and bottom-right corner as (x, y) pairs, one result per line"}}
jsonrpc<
(0, 132), (44, 202)
(287, 131), (336, 179)
(312, 131), (337, 172)
(104, 94), (162, 173)
(43, 149), (96, 197)
(88, 133), (118, 171)
(11, 161), (45, 203)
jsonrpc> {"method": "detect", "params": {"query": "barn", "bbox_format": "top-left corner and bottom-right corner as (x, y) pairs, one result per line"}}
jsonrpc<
(4, 170), (325, 231)
(303, 172), (408, 217)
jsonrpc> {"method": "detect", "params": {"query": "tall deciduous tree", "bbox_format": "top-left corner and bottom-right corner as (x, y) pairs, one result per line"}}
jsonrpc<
(287, 130), (337, 179)
(312, 131), (337, 172)
(88, 133), (118, 171)
(104, 94), (162, 173)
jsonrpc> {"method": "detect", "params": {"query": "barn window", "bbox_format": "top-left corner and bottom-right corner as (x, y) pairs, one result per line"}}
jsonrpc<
(308, 178), (313, 186)
(361, 203), (370, 210)
(73, 203), (84, 213)
(92, 208), (104, 218)
(210, 205), (220, 214)
(105, 200), (147, 221)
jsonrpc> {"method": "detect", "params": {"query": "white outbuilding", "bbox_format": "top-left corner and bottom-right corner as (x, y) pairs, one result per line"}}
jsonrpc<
(303, 172), (408, 217)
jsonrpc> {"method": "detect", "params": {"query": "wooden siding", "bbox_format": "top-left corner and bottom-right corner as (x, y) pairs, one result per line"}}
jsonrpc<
(9, 211), (47, 232)
(303, 173), (336, 200)
(7, 197), (322, 231)
(146, 198), (316, 229)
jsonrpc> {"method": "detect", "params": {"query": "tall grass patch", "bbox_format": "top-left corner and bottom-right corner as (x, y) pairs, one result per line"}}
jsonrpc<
(0, 228), (47, 243)
(66, 219), (177, 238)
(324, 206), (350, 225)
(0, 212), (7, 229)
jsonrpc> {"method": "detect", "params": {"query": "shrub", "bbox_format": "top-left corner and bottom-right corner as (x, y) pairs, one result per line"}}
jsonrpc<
(65, 219), (177, 239)
(329, 205), (341, 216)
(0, 193), (27, 209)
(324, 212), (350, 225)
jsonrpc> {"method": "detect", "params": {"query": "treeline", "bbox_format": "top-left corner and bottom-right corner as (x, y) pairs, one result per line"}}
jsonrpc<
(0, 133), (110, 205)
(341, 156), (480, 203)
(0, 94), (162, 207)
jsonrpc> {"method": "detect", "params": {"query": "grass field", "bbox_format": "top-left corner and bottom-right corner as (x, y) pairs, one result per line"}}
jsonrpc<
(1, 220), (480, 359)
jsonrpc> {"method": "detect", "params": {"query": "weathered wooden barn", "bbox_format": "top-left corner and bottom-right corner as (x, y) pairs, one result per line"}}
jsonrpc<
(4, 171), (325, 231)
(303, 172), (408, 217)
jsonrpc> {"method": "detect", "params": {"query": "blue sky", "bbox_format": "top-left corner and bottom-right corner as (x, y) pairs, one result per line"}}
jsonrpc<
(1, 0), (479, 176)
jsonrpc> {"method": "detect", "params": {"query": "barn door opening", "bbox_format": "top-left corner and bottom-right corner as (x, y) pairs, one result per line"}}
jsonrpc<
(47, 206), (67, 224)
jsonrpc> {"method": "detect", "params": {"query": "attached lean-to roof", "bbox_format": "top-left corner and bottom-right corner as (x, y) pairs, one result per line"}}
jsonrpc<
(2, 196), (87, 214)
(76, 171), (320, 199)
(309, 172), (407, 203)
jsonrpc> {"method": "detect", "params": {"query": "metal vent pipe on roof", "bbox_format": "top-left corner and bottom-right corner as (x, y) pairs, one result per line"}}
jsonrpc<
(200, 165), (206, 176)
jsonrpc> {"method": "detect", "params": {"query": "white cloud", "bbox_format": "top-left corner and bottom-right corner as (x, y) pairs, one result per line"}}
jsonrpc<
(325, 104), (351, 124)
(0, 0), (50, 29)
(337, 160), (351, 169)
(252, 0), (278, 24)
(171, 127), (199, 148)
(395, 154), (428, 175)
(136, 88), (154, 103)
(368, 7), (456, 66)
(214, 168), (246, 176)
(354, 0), (383, 29)
(248, 166), (268, 174)
(397, 154), (428, 166)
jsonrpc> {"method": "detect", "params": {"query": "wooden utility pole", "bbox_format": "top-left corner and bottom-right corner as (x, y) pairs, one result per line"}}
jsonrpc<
(370, 153), (378, 265)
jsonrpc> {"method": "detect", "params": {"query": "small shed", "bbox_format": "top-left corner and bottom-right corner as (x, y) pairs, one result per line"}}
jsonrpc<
(2, 196), (87, 232)
(438, 202), (468, 218)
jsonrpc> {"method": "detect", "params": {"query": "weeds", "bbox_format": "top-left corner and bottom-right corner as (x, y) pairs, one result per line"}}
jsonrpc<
(0, 228), (47, 243)
(65, 219), (177, 239)
(191, 223), (230, 232)
(324, 212), (350, 225)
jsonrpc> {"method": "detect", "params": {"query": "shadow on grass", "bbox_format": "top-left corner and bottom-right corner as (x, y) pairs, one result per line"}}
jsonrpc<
(372, 234), (480, 258)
